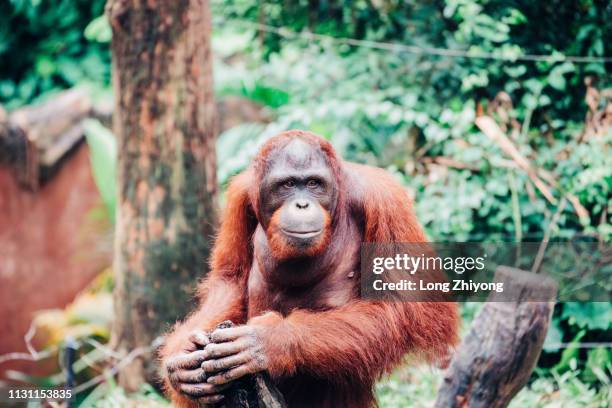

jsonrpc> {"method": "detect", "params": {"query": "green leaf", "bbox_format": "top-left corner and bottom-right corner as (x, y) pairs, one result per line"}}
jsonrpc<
(502, 9), (527, 25)
(83, 118), (117, 223)
(35, 55), (56, 78)
(84, 15), (112, 43)
(547, 62), (575, 91)
(561, 302), (612, 330)
(548, 71), (566, 91)
(583, 347), (611, 384)
(552, 329), (587, 374)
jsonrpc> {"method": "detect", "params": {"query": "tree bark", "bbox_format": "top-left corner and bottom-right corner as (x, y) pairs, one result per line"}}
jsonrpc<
(106, 0), (217, 389)
(434, 266), (557, 408)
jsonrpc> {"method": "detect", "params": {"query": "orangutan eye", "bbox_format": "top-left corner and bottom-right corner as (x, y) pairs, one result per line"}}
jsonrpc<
(307, 179), (320, 188)
(283, 179), (296, 188)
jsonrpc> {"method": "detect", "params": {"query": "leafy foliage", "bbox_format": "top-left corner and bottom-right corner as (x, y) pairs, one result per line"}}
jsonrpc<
(80, 382), (168, 408)
(0, 0), (109, 110)
(212, 1), (611, 393)
(376, 364), (612, 408)
(212, 11), (610, 240)
(1, 0), (610, 405)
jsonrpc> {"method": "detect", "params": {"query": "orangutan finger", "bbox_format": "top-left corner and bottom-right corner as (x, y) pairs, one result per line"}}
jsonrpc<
(201, 351), (251, 373)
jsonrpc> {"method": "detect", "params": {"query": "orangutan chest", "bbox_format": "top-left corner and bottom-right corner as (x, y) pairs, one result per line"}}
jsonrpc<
(246, 262), (358, 318)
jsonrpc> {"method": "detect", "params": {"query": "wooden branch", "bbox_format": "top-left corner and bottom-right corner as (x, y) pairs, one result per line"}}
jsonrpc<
(435, 267), (557, 408)
(476, 115), (556, 204)
(532, 199), (568, 274)
(214, 321), (287, 408)
(422, 156), (480, 171)
(564, 194), (589, 221)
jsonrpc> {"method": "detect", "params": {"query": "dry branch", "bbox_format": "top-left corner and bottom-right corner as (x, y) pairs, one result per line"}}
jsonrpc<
(476, 115), (556, 204)
(422, 156), (480, 171)
(581, 77), (612, 141)
(476, 115), (589, 221)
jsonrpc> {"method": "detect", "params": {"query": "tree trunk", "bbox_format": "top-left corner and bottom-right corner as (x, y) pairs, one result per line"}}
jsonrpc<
(106, 0), (217, 389)
(434, 266), (557, 408)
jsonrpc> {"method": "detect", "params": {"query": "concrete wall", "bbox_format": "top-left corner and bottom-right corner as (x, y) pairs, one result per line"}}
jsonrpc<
(0, 144), (112, 375)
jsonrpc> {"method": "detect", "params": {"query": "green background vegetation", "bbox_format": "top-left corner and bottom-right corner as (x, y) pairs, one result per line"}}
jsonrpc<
(1, 0), (610, 406)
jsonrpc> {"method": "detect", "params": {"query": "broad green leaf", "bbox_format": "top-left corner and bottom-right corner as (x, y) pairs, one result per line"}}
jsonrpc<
(84, 15), (111, 43)
(83, 118), (117, 223)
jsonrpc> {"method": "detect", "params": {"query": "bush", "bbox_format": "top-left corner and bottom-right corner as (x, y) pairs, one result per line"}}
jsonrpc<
(0, 0), (109, 109)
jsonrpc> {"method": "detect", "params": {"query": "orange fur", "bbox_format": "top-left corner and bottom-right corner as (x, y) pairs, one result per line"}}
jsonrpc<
(158, 171), (255, 408)
(160, 131), (460, 408)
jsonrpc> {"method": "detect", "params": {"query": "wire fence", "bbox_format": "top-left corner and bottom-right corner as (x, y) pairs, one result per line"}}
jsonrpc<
(214, 17), (612, 64)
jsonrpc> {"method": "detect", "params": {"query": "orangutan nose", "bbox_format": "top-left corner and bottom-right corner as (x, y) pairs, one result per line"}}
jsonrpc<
(295, 200), (309, 209)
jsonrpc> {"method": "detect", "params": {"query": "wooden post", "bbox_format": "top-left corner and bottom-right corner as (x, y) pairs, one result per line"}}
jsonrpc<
(434, 266), (557, 408)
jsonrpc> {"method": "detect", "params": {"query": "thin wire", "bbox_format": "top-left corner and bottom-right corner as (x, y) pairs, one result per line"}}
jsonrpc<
(217, 18), (612, 64)
(545, 342), (612, 349)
